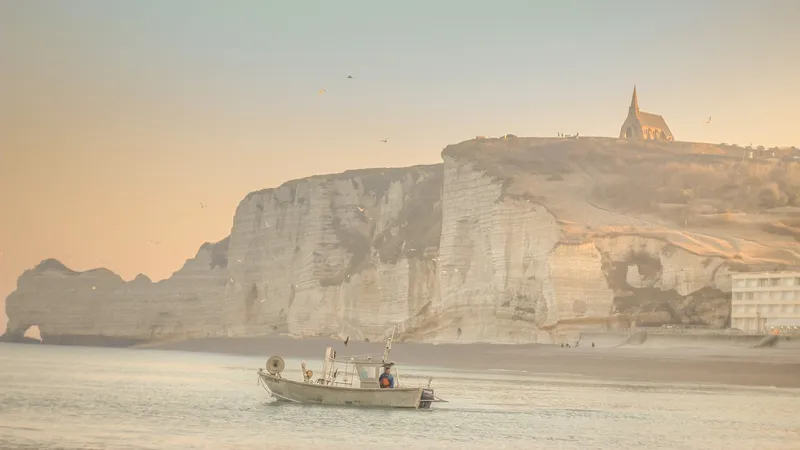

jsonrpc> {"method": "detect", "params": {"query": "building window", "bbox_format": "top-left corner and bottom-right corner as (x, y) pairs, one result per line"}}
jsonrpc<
(769, 278), (779, 287)
(745, 292), (754, 300)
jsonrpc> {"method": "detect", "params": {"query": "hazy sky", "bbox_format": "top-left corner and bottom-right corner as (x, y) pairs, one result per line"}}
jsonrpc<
(2, 0), (799, 330)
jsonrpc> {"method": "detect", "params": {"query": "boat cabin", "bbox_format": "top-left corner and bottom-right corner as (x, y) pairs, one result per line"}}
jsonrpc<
(316, 346), (400, 389)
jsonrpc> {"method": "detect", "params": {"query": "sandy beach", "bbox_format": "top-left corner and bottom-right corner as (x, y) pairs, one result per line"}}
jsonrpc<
(141, 335), (800, 389)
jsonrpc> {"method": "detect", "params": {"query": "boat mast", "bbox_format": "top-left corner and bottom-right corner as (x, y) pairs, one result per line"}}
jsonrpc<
(382, 325), (396, 364)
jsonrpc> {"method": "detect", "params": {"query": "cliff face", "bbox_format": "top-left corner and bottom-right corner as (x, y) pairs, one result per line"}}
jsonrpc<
(3, 165), (444, 344)
(4, 137), (799, 345)
(222, 165), (443, 339)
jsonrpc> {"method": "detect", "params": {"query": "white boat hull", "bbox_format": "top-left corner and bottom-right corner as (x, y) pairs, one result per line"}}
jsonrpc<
(258, 372), (434, 409)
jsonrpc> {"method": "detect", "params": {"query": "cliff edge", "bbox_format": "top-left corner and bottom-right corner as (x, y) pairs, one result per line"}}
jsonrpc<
(3, 137), (799, 345)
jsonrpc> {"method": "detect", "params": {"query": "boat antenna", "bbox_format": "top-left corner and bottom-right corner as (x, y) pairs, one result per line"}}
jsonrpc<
(382, 325), (396, 364)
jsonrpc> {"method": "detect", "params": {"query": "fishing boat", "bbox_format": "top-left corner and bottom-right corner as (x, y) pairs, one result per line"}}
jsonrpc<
(256, 327), (447, 409)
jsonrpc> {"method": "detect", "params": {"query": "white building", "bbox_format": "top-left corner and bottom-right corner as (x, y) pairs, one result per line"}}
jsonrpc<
(730, 271), (800, 334)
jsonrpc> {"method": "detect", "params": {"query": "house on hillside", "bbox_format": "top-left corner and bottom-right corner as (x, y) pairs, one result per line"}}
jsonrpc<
(619, 86), (675, 141)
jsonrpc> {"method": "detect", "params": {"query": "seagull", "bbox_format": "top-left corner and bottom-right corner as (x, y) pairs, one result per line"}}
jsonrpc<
(200, 202), (206, 208)
(344, 336), (350, 347)
(148, 240), (161, 245)
(380, 138), (388, 143)
(318, 89), (327, 95)
(357, 206), (365, 212)
(346, 75), (353, 79)
(706, 116), (712, 124)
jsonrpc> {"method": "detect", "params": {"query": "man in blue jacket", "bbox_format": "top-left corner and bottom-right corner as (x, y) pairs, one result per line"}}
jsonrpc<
(378, 364), (395, 388)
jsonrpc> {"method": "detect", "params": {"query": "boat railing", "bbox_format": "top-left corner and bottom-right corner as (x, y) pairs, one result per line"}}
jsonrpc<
(325, 359), (359, 387)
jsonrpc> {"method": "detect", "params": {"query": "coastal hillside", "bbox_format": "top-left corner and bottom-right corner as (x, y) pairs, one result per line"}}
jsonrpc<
(3, 137), (799, 345)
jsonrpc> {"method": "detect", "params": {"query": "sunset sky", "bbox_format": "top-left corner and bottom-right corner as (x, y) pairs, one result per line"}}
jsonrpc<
(2, 0), (799, 329)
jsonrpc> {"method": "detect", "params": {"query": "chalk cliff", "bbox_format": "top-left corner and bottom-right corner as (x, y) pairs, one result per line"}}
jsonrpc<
(4, 137), (799, 345)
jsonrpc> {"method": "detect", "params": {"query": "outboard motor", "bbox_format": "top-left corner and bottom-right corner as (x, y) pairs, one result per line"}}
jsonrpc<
(419, 388), (436, 409)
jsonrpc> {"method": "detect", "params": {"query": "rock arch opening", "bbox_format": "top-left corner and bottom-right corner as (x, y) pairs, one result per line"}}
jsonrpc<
(24, 325), (41, 341)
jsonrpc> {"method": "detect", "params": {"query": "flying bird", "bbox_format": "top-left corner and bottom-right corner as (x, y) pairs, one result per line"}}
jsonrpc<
(318, 89), (327, 95)
(346, 75), (353, 79)
(200, 202), (206, 208)
(706, 116), (712, 124)
(380, 138), (388, 143)
(148, 240), (161, 245)
(344, 336), (349, 347)
(357, 206), (365, 212)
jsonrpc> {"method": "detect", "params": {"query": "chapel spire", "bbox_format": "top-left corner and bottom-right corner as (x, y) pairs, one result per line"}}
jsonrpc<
(629, 85), (639, 114)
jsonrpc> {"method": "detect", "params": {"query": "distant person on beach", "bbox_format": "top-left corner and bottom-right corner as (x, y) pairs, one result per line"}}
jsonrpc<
(379, 365), (395, 388)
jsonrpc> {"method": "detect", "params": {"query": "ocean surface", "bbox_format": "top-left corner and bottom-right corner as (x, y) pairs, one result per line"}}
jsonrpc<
(1, 343), (798, 449)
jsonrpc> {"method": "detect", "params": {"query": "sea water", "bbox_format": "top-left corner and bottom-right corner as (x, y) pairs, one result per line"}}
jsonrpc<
(1, 343), (798, 449)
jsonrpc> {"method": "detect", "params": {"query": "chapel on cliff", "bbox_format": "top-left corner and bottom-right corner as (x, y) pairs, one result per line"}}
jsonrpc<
(618, 86), (674, 141)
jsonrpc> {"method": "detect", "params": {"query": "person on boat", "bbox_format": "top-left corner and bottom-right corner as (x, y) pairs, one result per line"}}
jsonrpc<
(379, 365), (395, 388)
